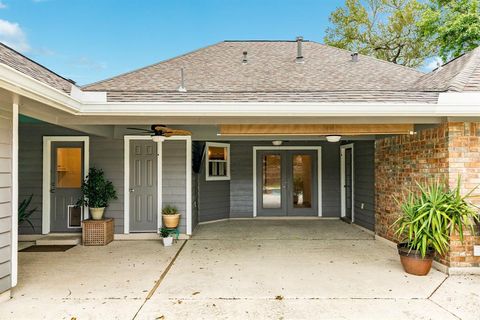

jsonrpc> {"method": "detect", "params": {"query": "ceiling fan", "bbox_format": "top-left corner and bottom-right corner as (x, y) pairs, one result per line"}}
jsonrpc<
(127, 124), (192, 141)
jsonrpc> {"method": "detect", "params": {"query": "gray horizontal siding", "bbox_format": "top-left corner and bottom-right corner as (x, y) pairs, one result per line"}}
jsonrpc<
(353, 141), (375, 231)
(18, 123), (84, 234)
(90, 137), (125, 234)
(0, 107), (12, 294)
(163, 140), (187, 233)
(198, 145), (230, 222)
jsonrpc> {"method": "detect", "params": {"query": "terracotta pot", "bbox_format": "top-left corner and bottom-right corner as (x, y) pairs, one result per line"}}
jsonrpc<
(397, 243), (433, 276)
(162, 213), (180, 228)
(89, 207), (105, 220)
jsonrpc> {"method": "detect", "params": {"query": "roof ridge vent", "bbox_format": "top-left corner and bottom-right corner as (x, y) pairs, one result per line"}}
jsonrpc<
(351, 52), (359, 62)
(242, 51), (248, 64)
(296, 36), (304, 63)
(178, 68), (187, 92)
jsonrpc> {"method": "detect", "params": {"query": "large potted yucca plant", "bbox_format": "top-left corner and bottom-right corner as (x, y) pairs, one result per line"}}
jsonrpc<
(392, 178), (479, 276)
(77, 168), (117, 220)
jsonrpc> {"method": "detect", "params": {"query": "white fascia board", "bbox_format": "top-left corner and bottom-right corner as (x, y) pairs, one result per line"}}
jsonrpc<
(438, 92), (480, 105)
(0, 64), (81, 113)
(79, 102), (480, 117)
(70, 86), (107, 103)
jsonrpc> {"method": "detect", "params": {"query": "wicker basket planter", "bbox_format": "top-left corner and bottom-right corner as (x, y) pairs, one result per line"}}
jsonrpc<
(82, 218), (114, 246)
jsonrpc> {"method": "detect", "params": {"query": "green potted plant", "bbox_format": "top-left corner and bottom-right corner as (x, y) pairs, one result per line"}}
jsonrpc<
(19, 194), (36, 231)
(77, 168), (117, 220)
(160, 227), (173, 246)
(162, 205), (180, 228)
(392, 178), (479, 276)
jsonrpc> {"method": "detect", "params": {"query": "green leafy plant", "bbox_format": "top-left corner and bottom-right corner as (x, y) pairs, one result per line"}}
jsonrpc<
(160, 227), (172, 238)
(162, 205), (179, 215)
(76, 168), (117, 208)
(392, 177), (480, 258)
(19, 194), (36, 231)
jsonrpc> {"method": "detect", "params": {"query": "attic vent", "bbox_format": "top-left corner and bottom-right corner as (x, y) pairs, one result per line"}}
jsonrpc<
(351, 52), (359, 62)
(242, 51), (248, 64)
(296, 36), (304, 63)
(178, 68), (187, 92)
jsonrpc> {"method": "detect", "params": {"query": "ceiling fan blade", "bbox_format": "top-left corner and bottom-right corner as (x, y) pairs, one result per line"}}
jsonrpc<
(164, 129), (192, 136)
(127, 127), (153, 133)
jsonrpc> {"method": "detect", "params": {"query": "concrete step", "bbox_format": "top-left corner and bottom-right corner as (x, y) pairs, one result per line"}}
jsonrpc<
(36, 235), (81, 246)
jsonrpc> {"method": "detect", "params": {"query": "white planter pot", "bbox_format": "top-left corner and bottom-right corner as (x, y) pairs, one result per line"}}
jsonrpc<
(162, 237), (173, 247)
(89, 207), (105, 220)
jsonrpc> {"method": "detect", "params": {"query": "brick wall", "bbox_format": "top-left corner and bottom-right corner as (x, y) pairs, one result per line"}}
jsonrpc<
(375, 122), (480, 267)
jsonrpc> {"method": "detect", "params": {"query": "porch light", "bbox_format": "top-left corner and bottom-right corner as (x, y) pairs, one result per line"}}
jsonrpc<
(326, 135), (341, 143)
(152, 135), (165, 143)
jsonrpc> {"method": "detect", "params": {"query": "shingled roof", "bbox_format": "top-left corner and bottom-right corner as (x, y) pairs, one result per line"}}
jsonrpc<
(0, 43), (74, 93)
(414, 46), (480, 92)
(1, 39), (479, 103)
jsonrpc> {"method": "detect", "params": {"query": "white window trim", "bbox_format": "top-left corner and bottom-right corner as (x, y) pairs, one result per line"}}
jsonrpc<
(252, 146), (322, 217)
(205, 142), (230, 181)
(123, 135), (192, 235)
(340, 143), (355, 222)
(42, 136), (90, 235)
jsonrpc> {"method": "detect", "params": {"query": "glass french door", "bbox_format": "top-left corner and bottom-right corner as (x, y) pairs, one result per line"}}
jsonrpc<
(256, 150), (317, 216)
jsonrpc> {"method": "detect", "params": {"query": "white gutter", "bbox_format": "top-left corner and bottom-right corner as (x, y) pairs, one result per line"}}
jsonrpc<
(1, 63), (480, 118)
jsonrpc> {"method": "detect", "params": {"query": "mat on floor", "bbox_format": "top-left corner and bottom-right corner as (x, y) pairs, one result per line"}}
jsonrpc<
(19, 245), (76, 252)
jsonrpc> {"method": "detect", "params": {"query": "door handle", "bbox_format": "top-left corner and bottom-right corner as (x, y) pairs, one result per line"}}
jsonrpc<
(50, 184), (56, 193)
(129, 188), (135, 193)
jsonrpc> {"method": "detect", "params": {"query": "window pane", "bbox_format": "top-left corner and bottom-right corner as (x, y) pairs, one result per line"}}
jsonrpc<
(208, 146), (226, 161)
(262, 155), (281, 209)
(292, 155), (312, 208)
(56, 148), (82, 188)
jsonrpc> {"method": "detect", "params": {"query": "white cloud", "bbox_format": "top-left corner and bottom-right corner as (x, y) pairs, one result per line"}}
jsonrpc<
(424, 57), (443, 72)
(71, 56), (106, 71)
(0, 2), (7, 9)
(0, 19), (30, 52)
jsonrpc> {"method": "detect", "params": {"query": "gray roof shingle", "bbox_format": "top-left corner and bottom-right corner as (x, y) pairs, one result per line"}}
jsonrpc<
(84, 40), (425, 93)
(0, 43), (74, 93)
(414, 47), (480, 92)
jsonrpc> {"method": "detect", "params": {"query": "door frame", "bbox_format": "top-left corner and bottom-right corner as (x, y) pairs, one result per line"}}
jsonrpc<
(42, 136), (90, 234)
(123, 135), (192, 235)
(340, 143), (354, 222)
(252, 146), (322, 217)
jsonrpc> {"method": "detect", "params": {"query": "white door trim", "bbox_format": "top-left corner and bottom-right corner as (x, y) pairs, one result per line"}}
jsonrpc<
(252, 146), (322, 217)
(340, 143), (354, 222)
(123, 135), (192, 235)
(42, 136), (90, 235)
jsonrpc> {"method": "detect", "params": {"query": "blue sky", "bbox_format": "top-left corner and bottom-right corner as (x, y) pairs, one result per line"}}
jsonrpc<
(0, 0), (343, 84)
(0, 0), (434, 85)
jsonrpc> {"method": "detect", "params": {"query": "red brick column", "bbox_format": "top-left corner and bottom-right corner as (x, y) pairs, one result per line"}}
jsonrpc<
(375, 122), (480, 267)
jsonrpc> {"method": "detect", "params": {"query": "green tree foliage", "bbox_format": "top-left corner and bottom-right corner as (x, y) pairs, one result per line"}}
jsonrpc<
(325, 0), (433, 67)
(419, 0), (480, 62)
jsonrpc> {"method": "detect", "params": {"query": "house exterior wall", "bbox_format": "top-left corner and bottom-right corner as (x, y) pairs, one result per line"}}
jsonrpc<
(163, 140), (187, 232)
(18, 123), (189, 235)
(353, 141), (375, 231)
(0, 104), (12, 294)
(375, 122), (480, 267)
(229, 141), (341, 218)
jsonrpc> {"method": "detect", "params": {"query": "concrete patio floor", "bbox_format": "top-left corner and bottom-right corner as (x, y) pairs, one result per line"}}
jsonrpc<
(2, 219), (480, 319)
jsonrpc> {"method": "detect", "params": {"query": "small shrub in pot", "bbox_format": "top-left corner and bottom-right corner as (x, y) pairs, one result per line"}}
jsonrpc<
(392, 177), (479, 276)
(162, 205), (180, 228)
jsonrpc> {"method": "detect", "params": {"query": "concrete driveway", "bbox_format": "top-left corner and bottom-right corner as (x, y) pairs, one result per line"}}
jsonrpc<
(3, 220), (480, 319)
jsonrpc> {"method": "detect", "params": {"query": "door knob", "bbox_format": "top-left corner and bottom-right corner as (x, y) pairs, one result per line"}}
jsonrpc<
(129, 188), (135, 193)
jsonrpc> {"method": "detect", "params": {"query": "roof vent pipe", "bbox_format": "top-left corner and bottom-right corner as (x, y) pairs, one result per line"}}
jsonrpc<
(242, 51), (248, 64)
(178, 68), (187, 92)
(351, 52), (359, 62)
(296, 36), (304, 63)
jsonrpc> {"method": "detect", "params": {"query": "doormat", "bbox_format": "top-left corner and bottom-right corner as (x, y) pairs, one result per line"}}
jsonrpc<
(20, 245), (76, 252)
